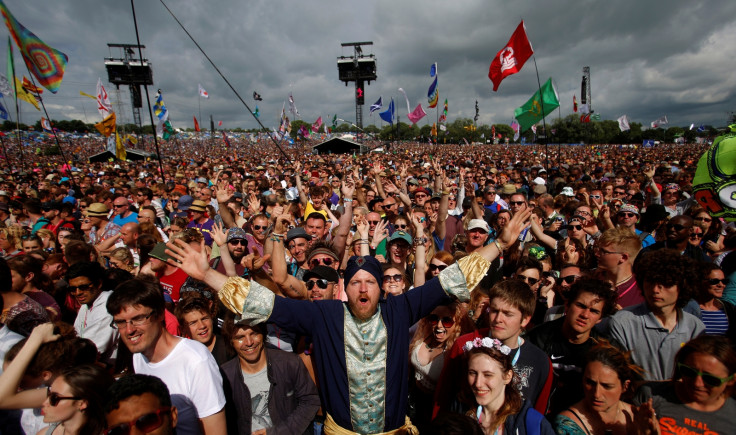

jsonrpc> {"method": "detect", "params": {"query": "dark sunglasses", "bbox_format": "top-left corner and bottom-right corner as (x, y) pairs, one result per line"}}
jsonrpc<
(707, 278), (728, 286)
(69, 283), (95, 293)
(566, 225), (582, 231)
(677, 363), (734, 387)
(306, 279), (330, 290)
(228, 239), (248, 246)
(252, 225), (268, 231)
(309, 257), (335, 268)
(557, 275), (579, 285)
(517, 275), (539, 286)
(104, 407), (172, 435)
(383, 203), (397, 208)
(394, 224), (408, 229)
(689, 233), (703, 239)
(667, 223), (689, 232)
(509, 201), (525, 206)
(383, 274), (403, 283)
(47, 387), (80, 406)
(694, 217), (712, 223)
(428, 264), (447, 272)
(367, 220), (381, 225)
(427, 314), (455, 328)
(618, 212), (637, 218)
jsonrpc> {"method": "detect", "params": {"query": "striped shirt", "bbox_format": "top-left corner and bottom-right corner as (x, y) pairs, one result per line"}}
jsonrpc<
(701, 309), (729, 336)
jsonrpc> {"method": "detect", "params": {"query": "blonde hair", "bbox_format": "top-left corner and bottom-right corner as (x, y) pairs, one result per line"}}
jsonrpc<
(598, 227), (641, 262)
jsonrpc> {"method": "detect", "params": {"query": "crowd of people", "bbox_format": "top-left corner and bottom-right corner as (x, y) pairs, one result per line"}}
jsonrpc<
(0, 138), (734, 435)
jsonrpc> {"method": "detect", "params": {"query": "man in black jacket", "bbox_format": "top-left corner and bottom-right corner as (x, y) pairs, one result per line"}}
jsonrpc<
(220, 317), (320, 435)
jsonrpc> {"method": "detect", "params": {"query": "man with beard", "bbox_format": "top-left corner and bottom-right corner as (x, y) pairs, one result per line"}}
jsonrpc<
(68, 261), (119, 366)
(303, 266), (339, 301)
(165, 207), (533, 434)
(212, 228), (248, 277)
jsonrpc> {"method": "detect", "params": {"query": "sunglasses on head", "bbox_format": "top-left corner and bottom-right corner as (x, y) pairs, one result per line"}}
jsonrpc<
(104, 407), (172, 435)
(517, 275), (539, 286)
(428, 264), (447, 272)
(46, 387), (80, 406)
(383, 273), (403, 283)
(707, 278), (728, 286)
(309, 257), (335, 268)
(677, 363), (734, 387)
(228, 239), (248, 246)
(427, 314), (455, 328)
(566, 225), (582, 231)
(306, 279), (330, 290)
(557, 275), (578, 285)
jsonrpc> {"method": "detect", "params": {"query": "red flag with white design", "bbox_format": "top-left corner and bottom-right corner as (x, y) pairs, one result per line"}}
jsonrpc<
(193, 116), (200, 132)
(488, 21), (534, 91)
(96, 78), (113, 118)
(198, 84), (209, 98)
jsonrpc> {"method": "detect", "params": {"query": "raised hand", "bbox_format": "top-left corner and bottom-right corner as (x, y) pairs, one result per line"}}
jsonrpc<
(215, 180), (233, 204)
(499, 207), (532, 248)
(372, 219), (389, 245)
(242, 248), (271, 271)
(356, 216), (369, 239)
(342, 179), (355, 199)
(248, 193), (261, 215)
(211, 221), (228, 247)
(29, 323), (60, 345)
(166, 239), (210, 281)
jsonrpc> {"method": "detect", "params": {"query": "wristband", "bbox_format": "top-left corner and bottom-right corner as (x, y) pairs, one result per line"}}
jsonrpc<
(343, 198), (353, 203)
(271, 235), (283, 242)
(493, 239), (505, 251)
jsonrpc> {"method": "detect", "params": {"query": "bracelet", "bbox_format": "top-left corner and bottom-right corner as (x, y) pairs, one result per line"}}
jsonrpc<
(271, 233), (285, 238)
(343, 198), (353, 203)
(442, 190), (450, 195)
(271, 235), (283, 242)
(493, 239), (505, 251)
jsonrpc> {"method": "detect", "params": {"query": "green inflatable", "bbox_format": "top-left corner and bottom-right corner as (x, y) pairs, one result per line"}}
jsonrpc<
(693, 124), (736, 221)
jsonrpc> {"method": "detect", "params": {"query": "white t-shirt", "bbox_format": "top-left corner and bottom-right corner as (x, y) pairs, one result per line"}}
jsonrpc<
(74, 290), (119, 365)
(134, 338), (226, 435)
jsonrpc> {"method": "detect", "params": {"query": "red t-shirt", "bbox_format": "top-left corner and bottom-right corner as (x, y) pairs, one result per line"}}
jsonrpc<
(158, 267), (189, 304)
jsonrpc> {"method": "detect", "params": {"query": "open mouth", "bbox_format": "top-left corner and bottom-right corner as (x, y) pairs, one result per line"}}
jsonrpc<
(359, 296), (370, 305)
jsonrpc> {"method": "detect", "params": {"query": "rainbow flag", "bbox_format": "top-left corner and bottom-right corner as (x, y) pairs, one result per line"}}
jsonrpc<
(427, 76), (438, 108)
(0, 0), (68, 93)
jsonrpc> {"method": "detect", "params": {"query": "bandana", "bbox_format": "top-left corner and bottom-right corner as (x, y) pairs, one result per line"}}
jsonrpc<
(344, 256), (383, 288)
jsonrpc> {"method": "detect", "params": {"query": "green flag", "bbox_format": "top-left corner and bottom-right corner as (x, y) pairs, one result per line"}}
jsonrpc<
(513, 78), (560, 132)
(162, 120), (175, 140)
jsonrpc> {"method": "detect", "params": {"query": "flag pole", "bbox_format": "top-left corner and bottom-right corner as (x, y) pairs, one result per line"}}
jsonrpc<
(531, 55), (549, 173)
(7, 38), (23, 170)
(131, 0), (166, 184)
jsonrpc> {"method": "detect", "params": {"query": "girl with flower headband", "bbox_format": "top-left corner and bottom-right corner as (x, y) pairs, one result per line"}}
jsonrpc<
(463, 338), (554, 434)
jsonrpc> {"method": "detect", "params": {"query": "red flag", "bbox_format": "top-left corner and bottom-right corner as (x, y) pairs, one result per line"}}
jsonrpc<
(580, 114), (590, 123)
(573, 95), (578, 113)
(193, 116), (200, 132)
(218, 120), (222, 126)
(491, 125), (496, 138)
(488, 21), (534, 92)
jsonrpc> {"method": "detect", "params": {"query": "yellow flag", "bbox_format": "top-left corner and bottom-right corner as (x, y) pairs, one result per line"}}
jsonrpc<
(79, 91), (96, 99)
(14, 77), (39, 110)
(115, 130), (126, 160)
(94, 112), (116, 137)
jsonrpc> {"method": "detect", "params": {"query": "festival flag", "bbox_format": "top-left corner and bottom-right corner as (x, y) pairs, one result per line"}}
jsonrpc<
(40, 117), (51, 131)
(14, 76), (39, 110)
(580, 114), (591, 123)
(488, 21), (533, 92)
(193, 116), (200, 132)
(0, 74), (10, 96)
(0, 99), (7, 119)
(115, 130), (126, 160)
(21, 76), (42, 96)
(299, 125), (310, 138)
(288, 93), (299, 118)
(591, 113), (601, 121)
(331, 114), (338, 128)
(650, 116), (668, 128)
(79, 90), (95, 100)
(407, 103), (427, 124)
(491, 125), (496, 139)
(617, 115), (630, 132)
(430, 62), (437, 77)
(579, 103), (590, 114)
(124, 134), (137, 147)
(439, 124), (447, 131)
(463, 124), (476, 132)
(427, 76), (438, 108)
(431, 123), (437, 137)
(94, 112), (116, 137)
(161, 120), (175, 140)
(253, 91), (262, 101)
(218, 120), (222, 127)
(439, 98), (448, 122)
(0, 0), (68, 93)
(198, 84), (208, 98)
(474, 100), (479, 122)
(573, 95), (578, 113)
(153, 90), (168, 123)
(513, 77), (560, 132)
(369, 96), (383, 114)
(222, 131), (231, 147)
(510, 120), (520, 141)
(689, 123), (695, 131)
(312, 116), (323, 132)
(379, 98), (395, 124)
(531, 125), (537, 135)
(96, 78), (113, 118)
(253, 105), (260, 118)
(397, 88), (411, 113)
(697, 124), (705, 133)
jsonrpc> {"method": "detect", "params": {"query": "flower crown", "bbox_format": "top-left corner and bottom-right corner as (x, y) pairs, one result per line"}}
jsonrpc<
(463, 337), (511, 355)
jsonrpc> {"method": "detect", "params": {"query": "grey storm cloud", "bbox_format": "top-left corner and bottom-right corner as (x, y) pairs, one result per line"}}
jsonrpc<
(7, 0), (736, 130)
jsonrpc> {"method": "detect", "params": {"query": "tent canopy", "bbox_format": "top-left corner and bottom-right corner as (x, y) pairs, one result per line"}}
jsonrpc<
(312, 137), (367, 155)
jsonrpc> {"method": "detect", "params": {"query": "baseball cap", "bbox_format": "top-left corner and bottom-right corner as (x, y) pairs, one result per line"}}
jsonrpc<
(226, 227), (248, 243)
(468, 218), (490, 233)
(303, 265), (340, 283)
(149, 242), (172, 262)
(178, 195), (194, 211)
(618, 204), (640, 215)
(560, 187), (574, 197)
(388, 230), (412, 246)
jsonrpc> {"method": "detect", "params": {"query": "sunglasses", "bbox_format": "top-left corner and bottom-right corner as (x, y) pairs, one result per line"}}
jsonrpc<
(667, 223), (689, 232)
(309, 257), (335, 268)
(677, 363), (734, 387)
(252, 225), (268, 231)
(306, 279), (330, 290)
(69, 283), (95, 293)
(707, 278), (728, 286)
(104, 407), (172, 435)
(509, 201), (525, 206)
(590, 195), (601, 199)
(428, 264), (447, 272)
(383, 274), (403, 283)
(228, 239), (248, 246)
(46, 387), (80, 406)
(618, 212), (637, 218)
(383, 203), (397, 208)
(557, 275), (578, 285)
(427, 314), (455, 328)
(394, 224), (408, 230)
(114, 204), (127, 208)
(517, 275), (539, 286)
(566, 225), (582, 231)
(694, 217), (712, 223)
(689, 233), (703, 239)
(367, 220), (381, 225)
(415, 194), (427, 198)
(614, 191), (626, 195)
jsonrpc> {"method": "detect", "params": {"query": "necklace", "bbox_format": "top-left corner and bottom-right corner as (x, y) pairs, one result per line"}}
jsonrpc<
(425, 340), (446, 353)
(615, 274), (632, 286)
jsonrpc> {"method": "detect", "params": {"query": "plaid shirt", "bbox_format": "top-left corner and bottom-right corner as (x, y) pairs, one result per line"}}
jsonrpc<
(89, 221), (121, 245)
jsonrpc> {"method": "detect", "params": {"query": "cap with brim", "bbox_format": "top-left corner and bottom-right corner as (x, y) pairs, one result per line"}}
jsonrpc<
(532, 184), (547, 195)
(189, 200), (207, 212)
(501, 184), (517, 195)
(618, 204), (640, 215)
(149, 242), (172, 262)
(226, 227), (248, 243)
(196, 177), (207, 184)
(388, 230), (413, 246)
(468, 218), (490, 232)
(85, 203), (109, 217)
(286, 227), (312, 244)
(414, 188), (431, 196)
(560, 187), (574, 197)
(407, 178), (419, 185)
(303, 265), (340, 283)
(178, 195), (194, 211)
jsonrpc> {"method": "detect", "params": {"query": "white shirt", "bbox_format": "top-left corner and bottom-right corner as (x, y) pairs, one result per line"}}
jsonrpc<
(0, 324), (23, 375)
(74, 290), (119, 365)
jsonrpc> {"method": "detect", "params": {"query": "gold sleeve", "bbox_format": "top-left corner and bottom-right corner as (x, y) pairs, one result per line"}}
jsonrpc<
(438, 252), (491, 301)
(455, 252), (491, 292)
(219, 276), (251, 315)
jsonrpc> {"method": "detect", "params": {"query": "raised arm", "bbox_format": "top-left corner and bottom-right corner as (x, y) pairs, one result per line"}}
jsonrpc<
(211, 221), (236, 276)
(293, 162), (308, 206)
(435, 172), (451, 241)
(529, 211), (558, 250)
(411, 212), (427, 287)
(332, 179), (355, 257)
(215, 180), (236, 229)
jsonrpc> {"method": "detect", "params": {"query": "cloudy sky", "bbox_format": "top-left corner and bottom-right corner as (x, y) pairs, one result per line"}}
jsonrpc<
(6, 0), (736, 131)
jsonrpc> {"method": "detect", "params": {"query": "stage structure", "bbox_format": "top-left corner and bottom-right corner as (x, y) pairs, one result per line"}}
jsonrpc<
(581, 66), (592, 115)
(104, 44), (154, 129)
(337, 42), (377, 129)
